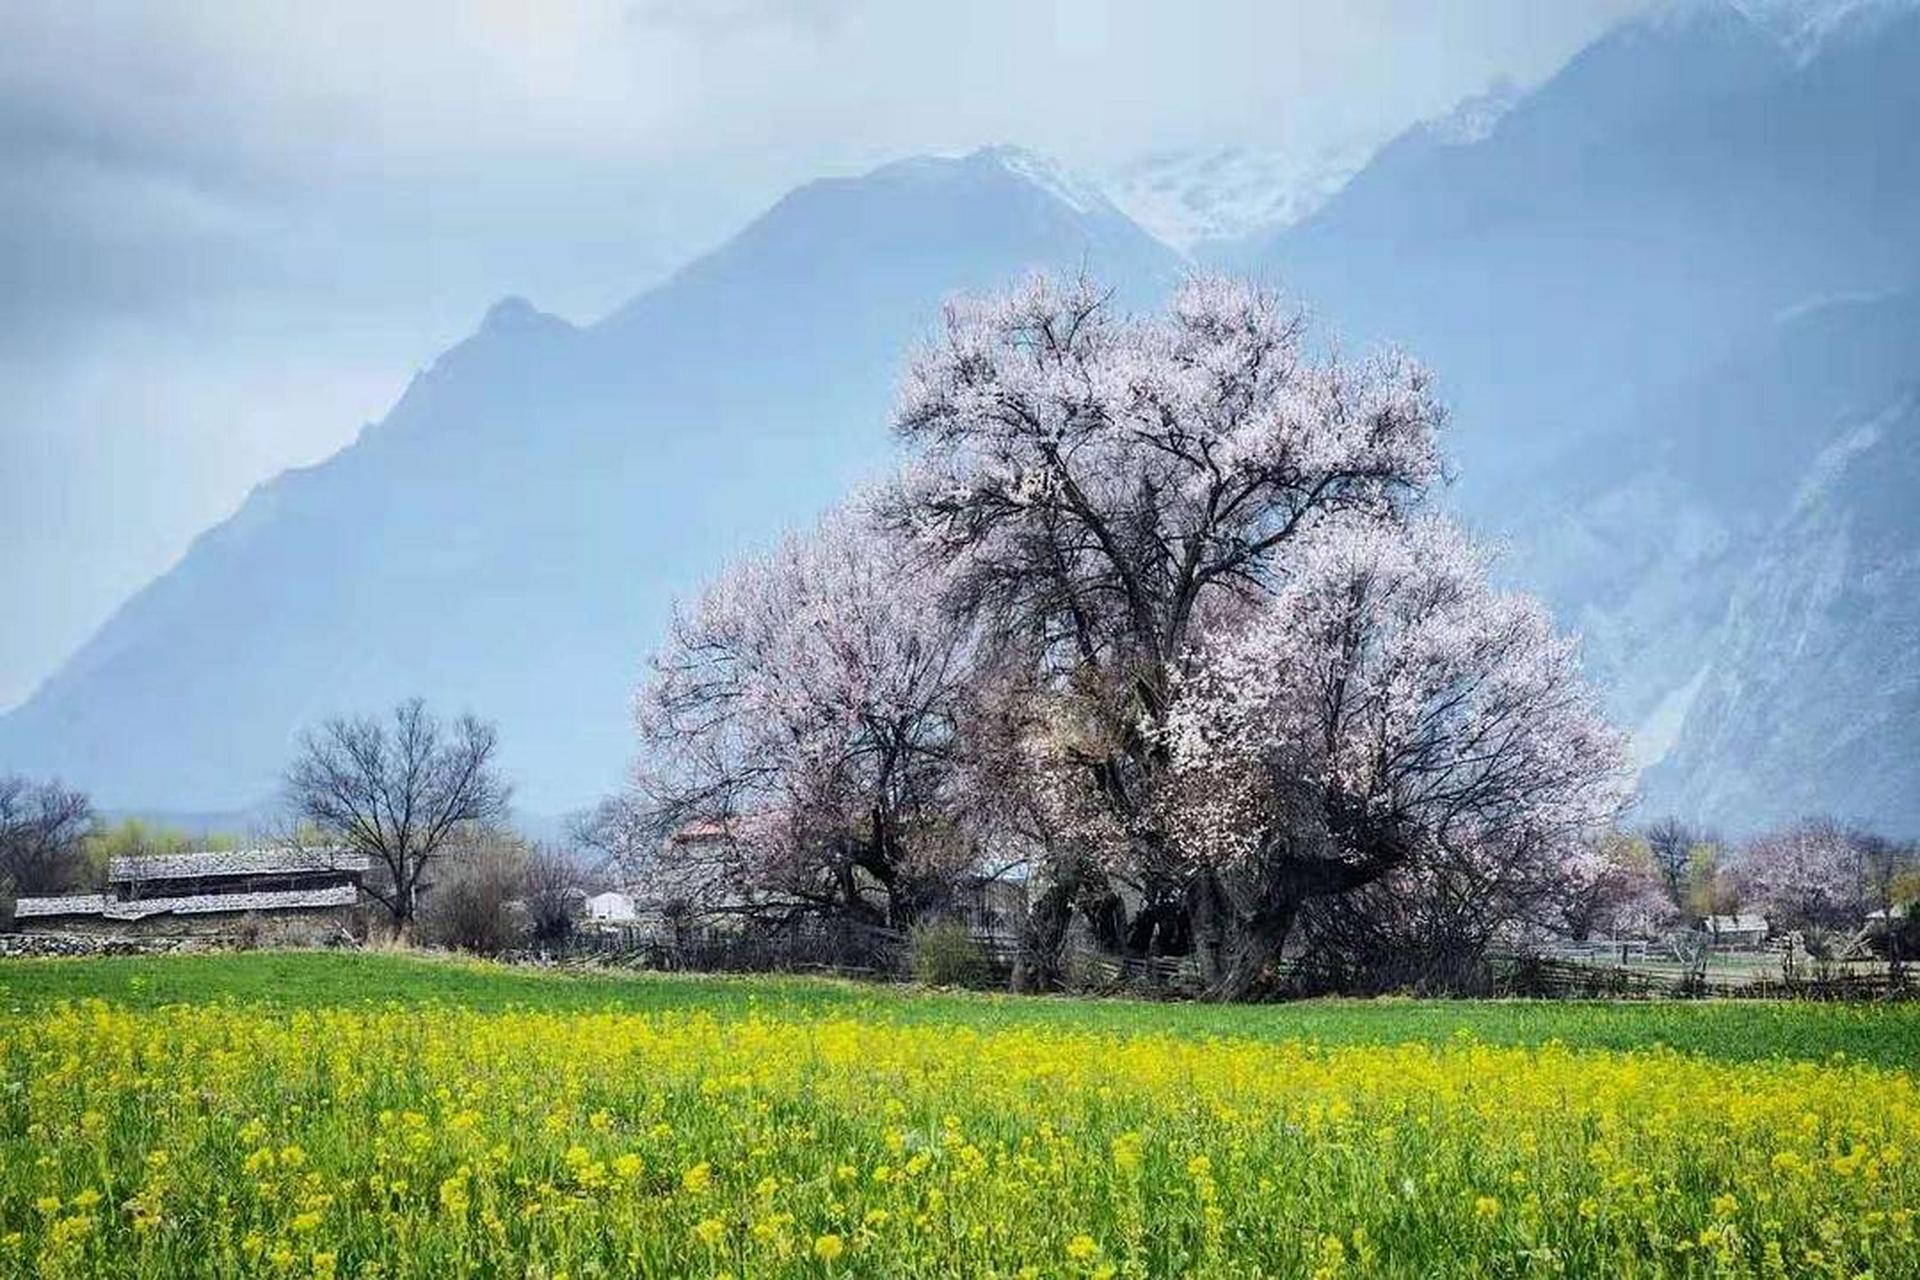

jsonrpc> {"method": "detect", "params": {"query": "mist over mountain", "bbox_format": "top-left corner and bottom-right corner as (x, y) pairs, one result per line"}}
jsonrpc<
(0, 148), (1179, 814)
(2, 0), (1916, 833)
(1229, 0), (1920, 831)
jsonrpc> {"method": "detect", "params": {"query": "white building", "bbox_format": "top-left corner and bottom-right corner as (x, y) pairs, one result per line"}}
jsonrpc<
(584, 890), (638, 924)
(1701, 913), (1769, 950)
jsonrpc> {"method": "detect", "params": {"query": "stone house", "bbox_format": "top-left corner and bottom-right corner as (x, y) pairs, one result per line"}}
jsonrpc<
(11, 847), (370, 942)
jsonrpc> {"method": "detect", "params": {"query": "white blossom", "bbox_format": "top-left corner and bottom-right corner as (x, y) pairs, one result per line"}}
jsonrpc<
(1163, 516), (1627, 883)
(635, 506), (975, 924)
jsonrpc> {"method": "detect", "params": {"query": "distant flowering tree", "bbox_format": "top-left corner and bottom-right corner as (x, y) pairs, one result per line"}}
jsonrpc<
(1556, 830), (1675, 942)
(1736, 818), (1869, 934)
(887, 274), (1443, 957)
(636, 510), (977, 928)
(1159, 519), (1625, 998)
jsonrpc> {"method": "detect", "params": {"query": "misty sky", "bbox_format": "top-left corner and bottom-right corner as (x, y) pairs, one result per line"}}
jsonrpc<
(0, 0), (1648, 710)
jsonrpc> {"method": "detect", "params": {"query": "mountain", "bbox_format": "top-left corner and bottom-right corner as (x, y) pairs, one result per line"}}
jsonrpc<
(1510, 287), (1920, 800)
(0, 147), (1181, 814)
(1238, 0), (1920, 497)
(1226, 0), (1920, 832)
(6, 0), (1918, 836)
(1650, 386), (1920, 829)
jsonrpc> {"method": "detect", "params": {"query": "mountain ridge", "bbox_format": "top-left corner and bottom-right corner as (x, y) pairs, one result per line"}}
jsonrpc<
(0, 146), (1184, 813)
(5, 5), (1919, 834)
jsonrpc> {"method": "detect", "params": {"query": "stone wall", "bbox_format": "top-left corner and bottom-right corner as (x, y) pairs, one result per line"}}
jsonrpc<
(0, 932), (216, 959)
(16, 906), (361, 948)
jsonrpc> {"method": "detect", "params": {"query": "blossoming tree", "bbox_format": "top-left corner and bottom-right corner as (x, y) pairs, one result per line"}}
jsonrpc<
(1735, 818), (1871, 935)
(1160, 518), (1625, 997)
(636, 510), (977, 928)
(887, 273), (1443, 957)
(634, 272), (1625, 997)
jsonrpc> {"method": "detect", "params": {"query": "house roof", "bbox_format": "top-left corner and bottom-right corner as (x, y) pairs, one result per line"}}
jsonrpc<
(108, 847), (368, 884)
(14, 884), (358, 921)
(10, 894), (109, 919)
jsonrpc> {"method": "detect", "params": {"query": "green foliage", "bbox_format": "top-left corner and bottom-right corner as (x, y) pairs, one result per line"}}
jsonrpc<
(1684, 841), (1739, 916)
(909, 919), (989, 987)
(79, 820), (246, 886)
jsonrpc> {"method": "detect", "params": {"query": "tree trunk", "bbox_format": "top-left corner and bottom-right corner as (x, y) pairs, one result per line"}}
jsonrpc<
(1123, 894), (1192, 958)
(1188, 867), (1297, 1002)
(1084, 888), (1128, 953)
(1012, 881), (1074, 993)
(1198, 902), (1296, 1002)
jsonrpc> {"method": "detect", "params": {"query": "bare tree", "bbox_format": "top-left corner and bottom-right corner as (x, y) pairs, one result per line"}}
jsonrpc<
(0, 775), (95, 898)
(1642, 817), (1703, 909)
(422, 829), (530, 955)
(570, 795), (651, 875)
(285, 698), (509, 939)
(523, 844), (581, 945)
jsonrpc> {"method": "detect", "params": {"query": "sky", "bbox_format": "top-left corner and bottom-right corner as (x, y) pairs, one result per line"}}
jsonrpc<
(0, 0), (1648, 710)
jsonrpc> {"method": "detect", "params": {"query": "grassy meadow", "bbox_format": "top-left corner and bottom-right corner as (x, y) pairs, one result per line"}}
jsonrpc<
(1, 952), (1916, 1277)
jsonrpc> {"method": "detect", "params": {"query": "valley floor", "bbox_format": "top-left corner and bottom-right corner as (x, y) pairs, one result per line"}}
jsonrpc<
(1, 952), (1916, 1276)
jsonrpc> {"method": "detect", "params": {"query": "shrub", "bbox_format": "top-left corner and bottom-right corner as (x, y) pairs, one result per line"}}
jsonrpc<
(910, 919), (988, 987)
(523, 846), (579, 946)
(422, 834), (531, 955)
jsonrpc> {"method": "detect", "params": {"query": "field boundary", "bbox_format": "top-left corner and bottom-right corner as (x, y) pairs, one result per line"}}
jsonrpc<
(503, 925), (1919, 1002)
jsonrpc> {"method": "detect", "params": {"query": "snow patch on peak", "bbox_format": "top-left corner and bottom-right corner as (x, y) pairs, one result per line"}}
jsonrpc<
(1771, 287), (1896, 326)
(973, 144), (1115, 217)
(1422, 78), (1523, 146)
(1649, 0), (1915, 60)
(1791, 393), (1912, 511)
(1101, 144), (1371, 252)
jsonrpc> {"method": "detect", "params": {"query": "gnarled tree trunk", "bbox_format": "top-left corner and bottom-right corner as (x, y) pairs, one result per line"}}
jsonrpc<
(1189, 868), (1298, 1002)
(1012, 880), (1074, 993)
(1011, 858), (1129, 992)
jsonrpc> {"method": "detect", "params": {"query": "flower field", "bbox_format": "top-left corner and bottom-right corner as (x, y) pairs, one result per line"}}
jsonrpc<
(1, 956), (1917, 1278)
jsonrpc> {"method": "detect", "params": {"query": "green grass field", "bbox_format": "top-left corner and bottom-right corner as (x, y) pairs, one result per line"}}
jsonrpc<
(2, 951), (1917, 1277)
(3, 948), (1918, 1067)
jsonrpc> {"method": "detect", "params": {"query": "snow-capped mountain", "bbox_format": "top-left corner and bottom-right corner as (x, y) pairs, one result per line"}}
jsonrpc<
(1666, 0), (1919, 59)
(1241, 0), (1920, 831)
(1100, 144), (1370, 255)
(3, 0), (1917, 833)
